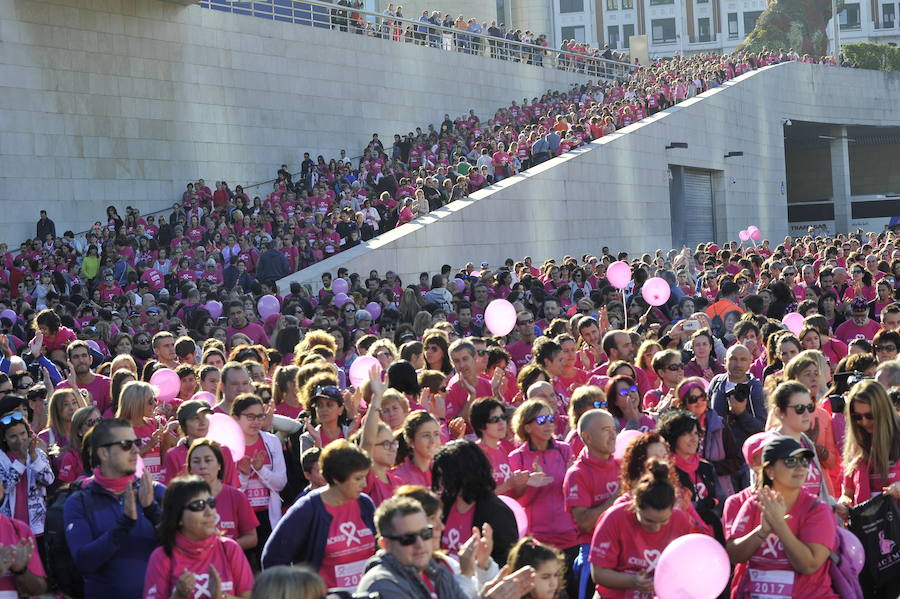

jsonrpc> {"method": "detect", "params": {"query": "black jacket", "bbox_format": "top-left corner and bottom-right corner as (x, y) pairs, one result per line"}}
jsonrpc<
(470, 493), (518, 565)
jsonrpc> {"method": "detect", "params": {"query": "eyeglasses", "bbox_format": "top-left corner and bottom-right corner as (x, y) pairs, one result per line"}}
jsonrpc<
(851, 412), (875, 422)
(147, 397), (158, 406)
(663, 363), (684, 372)
(476, 349), (489, 356)
(101, 438), (142, 451)
(685, 392), (707, 405)
(782, 456), (810, 469)
(875, 344), (897, 353)
(15, 381), (34, 390)
(592, 400), (608, 409)
(0, 412), (24, 425)
(375, 439), (400, 450)
(184, 497), (217, 512)
(529, 414), (556, 425)
(344, 308), (357, 313)
(384, 526), (434, 546)
(853, 269), (864, 275)
(617, 385), (639, 397)
(85, 417), (101, 428)
(240, 413), (266, 422)
(135, 338), (150, 344)
(485, 415), (505, 424)
(789, 403), (816, 415)
(517, 319), (534, 326)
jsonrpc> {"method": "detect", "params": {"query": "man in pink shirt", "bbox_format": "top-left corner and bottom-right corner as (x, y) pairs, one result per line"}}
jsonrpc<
(444, 339), (493, 423)
(589, 330), (652, 396)
(505, 311), (537, 369)
(834, 297), (882, 344)
(56, 340), (112, 415)
(225, 302), (269, 346)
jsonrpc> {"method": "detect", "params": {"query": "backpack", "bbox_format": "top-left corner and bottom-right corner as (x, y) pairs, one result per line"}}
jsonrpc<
(44, 484), (91, 599)
(828, 526), (865, 599)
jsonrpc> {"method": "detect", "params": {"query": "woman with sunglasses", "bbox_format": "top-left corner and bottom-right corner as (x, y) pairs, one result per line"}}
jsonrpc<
(142, 476), (254, 599)
(508, 399), (581, 596)
(836, 380), (900, 517)
(604, 375), (655, 433)
(727, 436), (838, 599)
(58, 406), (101, 483)
(842, 264), (876, 302)
(471, 397), (527, 495)
(262, 440), (376, 589)
(116, 381), (172, 482)
(674, 377), (742, 496)
(298, 373), (351, 455)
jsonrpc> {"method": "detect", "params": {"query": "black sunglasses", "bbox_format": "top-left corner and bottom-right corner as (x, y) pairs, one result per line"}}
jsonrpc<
(485, 415), (505, 424)
(385, 526), (434, 546)
(685, 392), (707, 405)
(851, 412), (874, 422)
(101, 438), (142, 451)
(789, 403), (816, 415)
(782, 456), (810, 469)
(185, 497), (217, 512)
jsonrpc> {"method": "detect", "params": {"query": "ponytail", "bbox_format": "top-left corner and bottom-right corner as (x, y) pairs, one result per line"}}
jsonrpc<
(632, 458), (676, 512)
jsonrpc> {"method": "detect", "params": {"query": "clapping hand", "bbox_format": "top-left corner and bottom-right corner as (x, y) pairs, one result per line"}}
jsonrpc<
(174, 569), (195, 599)
(482, 565), (536, 599)
(10, 537), (33, 574)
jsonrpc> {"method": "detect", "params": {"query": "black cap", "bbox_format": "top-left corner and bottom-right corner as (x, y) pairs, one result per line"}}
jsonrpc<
(761, 436), (814, 465)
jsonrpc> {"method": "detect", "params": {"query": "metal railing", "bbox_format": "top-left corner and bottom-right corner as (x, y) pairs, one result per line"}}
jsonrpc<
(200, 0), (639, 81)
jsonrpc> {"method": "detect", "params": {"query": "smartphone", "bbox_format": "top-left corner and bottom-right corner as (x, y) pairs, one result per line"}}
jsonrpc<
(683, 319), (701, 331)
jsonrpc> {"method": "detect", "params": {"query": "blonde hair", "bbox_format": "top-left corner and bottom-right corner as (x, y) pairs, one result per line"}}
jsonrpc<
(368, 339), (398, 362)
(511, 398), (554, 443)
(784, 350), (828, 400)
(272, 365), (300, 406)
(47, 389), (80, 440)
(110, 353), (138, 376)
(116, 380), (156, 423)
(250, 565), (325, 599)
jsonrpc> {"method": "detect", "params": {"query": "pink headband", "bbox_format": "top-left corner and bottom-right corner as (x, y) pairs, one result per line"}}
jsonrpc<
(678, 379), (707, 402)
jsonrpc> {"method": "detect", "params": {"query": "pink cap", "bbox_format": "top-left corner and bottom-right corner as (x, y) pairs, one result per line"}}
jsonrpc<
(708, 244), (720, 253)
(742, 431), (775, 466)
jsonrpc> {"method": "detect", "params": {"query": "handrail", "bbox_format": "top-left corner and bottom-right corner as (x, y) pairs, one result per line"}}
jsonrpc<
(200, 0), (638, 80)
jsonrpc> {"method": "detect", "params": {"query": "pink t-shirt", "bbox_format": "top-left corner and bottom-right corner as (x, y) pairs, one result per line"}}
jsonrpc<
(161, 443), (240, 488)
(58, 448), (84, 483)
(142, 534), (254, 599)
(563, 449), (620, 544)
(214, 484), (259, 541)
(363, 471), (394, 507)
(133, 420), (163, 480)
(445, 375), (493, 422)
(57, 374), (112, 415)
(729, 491), (837, 599)
(274, 403), (303, 419)
(477, 440), (513, 486)
(589, 503), (692, 598)
(505, 341), (534, 369)
(441, 503), (475, 558)
(833, 319), (881, 344)
(226, 322), (269, 346)
(388, 460), (432, 488)
(243, 436), (271, 511)
(0, 515), (44, 593)
(320, 501), (376, 589)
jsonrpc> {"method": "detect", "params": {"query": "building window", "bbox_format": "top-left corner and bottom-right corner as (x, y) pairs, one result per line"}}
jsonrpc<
(561, 25), (586, 42)
(884, 3), (896, 27)
(649, 0), (674, 5)
(607, 25), (620, 48)
(742, 10), (762, 35)
(651, 17), (677, 42)
(559, 0), (584, 13)
(622, 0), (634, 8)
(623, 23), (635, 47)
(698, 17), (711, 41)
(607, 0), (618, 10)
(696, 0), (708, 4)
(839, 3), (861, 28)
(727, 12), (738, 38)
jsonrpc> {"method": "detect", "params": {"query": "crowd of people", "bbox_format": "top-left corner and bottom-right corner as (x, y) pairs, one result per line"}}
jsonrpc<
(0, 221), (896, 599)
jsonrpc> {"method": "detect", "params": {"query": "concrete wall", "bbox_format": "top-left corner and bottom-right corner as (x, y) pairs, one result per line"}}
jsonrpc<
(0, 0), (593, 243)
(281, 63), (900, 291)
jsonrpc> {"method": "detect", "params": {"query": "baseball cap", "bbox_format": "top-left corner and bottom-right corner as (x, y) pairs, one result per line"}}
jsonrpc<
(742, 431), (775, 466)
(761, 436), (814, 466)
(850, 296), (868, 313)
(177, 400), (212, 428)
(312, 384), (343, 404)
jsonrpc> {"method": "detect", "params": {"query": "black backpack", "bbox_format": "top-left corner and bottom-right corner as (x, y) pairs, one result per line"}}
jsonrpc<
(44, 484), (92, 599)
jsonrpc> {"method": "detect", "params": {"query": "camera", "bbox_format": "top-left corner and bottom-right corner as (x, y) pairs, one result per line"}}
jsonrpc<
(727, 382), (750, 402)
(828, 394), (846, 414)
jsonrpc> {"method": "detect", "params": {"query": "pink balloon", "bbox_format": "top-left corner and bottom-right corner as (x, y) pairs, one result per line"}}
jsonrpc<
(333, 292), (349, 307)
(349, 355), (382, 388)
(750, 228), (762, 241)
(747, 225), (759, 234)
(136, 454), (145, 474)
(655, 533), (730, 599)
(85, 340), (101, 353)
(498, 495), (528, 538)
(606, 261), (632, 289)
(207, 413), (245, 462)
(470, 270), (481, 278)
(205, 300), (222, 319)
(484, 299), (517, 336)
(614, 429), (642, 461)
(739, 229), (750, 241)
(782, 312), (804, 335)
(191, 391), (216, 405)
(149, 368), (180, 402)
(452, 278), (466, 293)
(837, 527), (865, 576)
(257, 294), (280, 320)
(332, 277), (349, 295)
(641, 277), (671, 307)
(0, 309), (15, 323)
(365, 302), (382, 321)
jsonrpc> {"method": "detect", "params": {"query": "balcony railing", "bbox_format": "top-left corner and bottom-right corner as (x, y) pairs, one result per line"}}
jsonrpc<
(200, 0), (639, 80)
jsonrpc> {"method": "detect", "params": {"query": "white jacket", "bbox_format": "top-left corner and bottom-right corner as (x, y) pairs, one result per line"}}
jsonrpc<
(238, 431), (286, 529)
(0, 448), (54, 534)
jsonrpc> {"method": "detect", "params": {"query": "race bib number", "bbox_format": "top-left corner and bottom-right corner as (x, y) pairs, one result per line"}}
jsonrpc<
(245, 484), (269, 508)
(748, 569), (795, 599)
(334, 559), (367, 588)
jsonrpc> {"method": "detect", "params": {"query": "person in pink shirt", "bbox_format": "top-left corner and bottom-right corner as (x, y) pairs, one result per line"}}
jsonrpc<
(57, 406), (100, 483)
(56, 341), (112, 415)
(142, 476), (254, 599)
(834, 297), (882, 344)
(187, 439), (258, 550)
(605, 376), (656, 433)
(358, 374), (396, 507)
(33, 309), (77, 361)
(589, 330), (653, 396)
(444, 339), (493, 424)
(842, 265), (876, 302)
(225, 302), (270, 346)
(508, 399), (581, 596)
(506, 311), (537, 369)
(117, 381), (172, 482)
(162, 401), (239, 488)
(471, 397), (529, 495)
(589, 459), (693, 598)
(389, 410), (440, 488)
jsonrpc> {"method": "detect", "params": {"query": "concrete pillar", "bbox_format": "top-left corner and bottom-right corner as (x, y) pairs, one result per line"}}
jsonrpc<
(830, 125), (851, 234)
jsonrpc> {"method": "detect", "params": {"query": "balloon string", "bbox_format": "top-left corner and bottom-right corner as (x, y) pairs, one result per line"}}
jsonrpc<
(622, 288), (628, 330)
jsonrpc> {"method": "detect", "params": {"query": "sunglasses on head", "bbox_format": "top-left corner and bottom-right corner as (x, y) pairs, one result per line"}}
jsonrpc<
(185, 497), (217, 512)
(0, 412), (24, 426)
(782, 456), (810, 469)
(101, 438), (142, 451)
(530, 414), (556, 425)
(617, 385), (638, 397)
(85, 417), (101, 428)
(313, 385), (343, 402)
(789, 403), (816, 415)
(851, 412), (874, 422)
(385, 526), (434, 546)
(476, 349), (489, 356)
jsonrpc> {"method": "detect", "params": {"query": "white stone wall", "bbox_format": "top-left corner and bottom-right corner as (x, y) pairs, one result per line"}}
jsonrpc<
(281, 62), (900, 291)
(0, 0), (592, 243)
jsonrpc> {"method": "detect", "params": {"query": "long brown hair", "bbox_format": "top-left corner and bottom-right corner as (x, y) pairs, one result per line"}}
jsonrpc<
(843, 380), (900, 482)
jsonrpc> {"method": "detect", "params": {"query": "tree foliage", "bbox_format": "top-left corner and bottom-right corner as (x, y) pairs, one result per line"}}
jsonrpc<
(738, 0), (842, 56)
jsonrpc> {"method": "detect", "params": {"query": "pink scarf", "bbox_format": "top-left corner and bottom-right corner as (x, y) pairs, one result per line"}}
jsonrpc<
(674, 453), (701, 480)
(86, 467), (134, 495)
